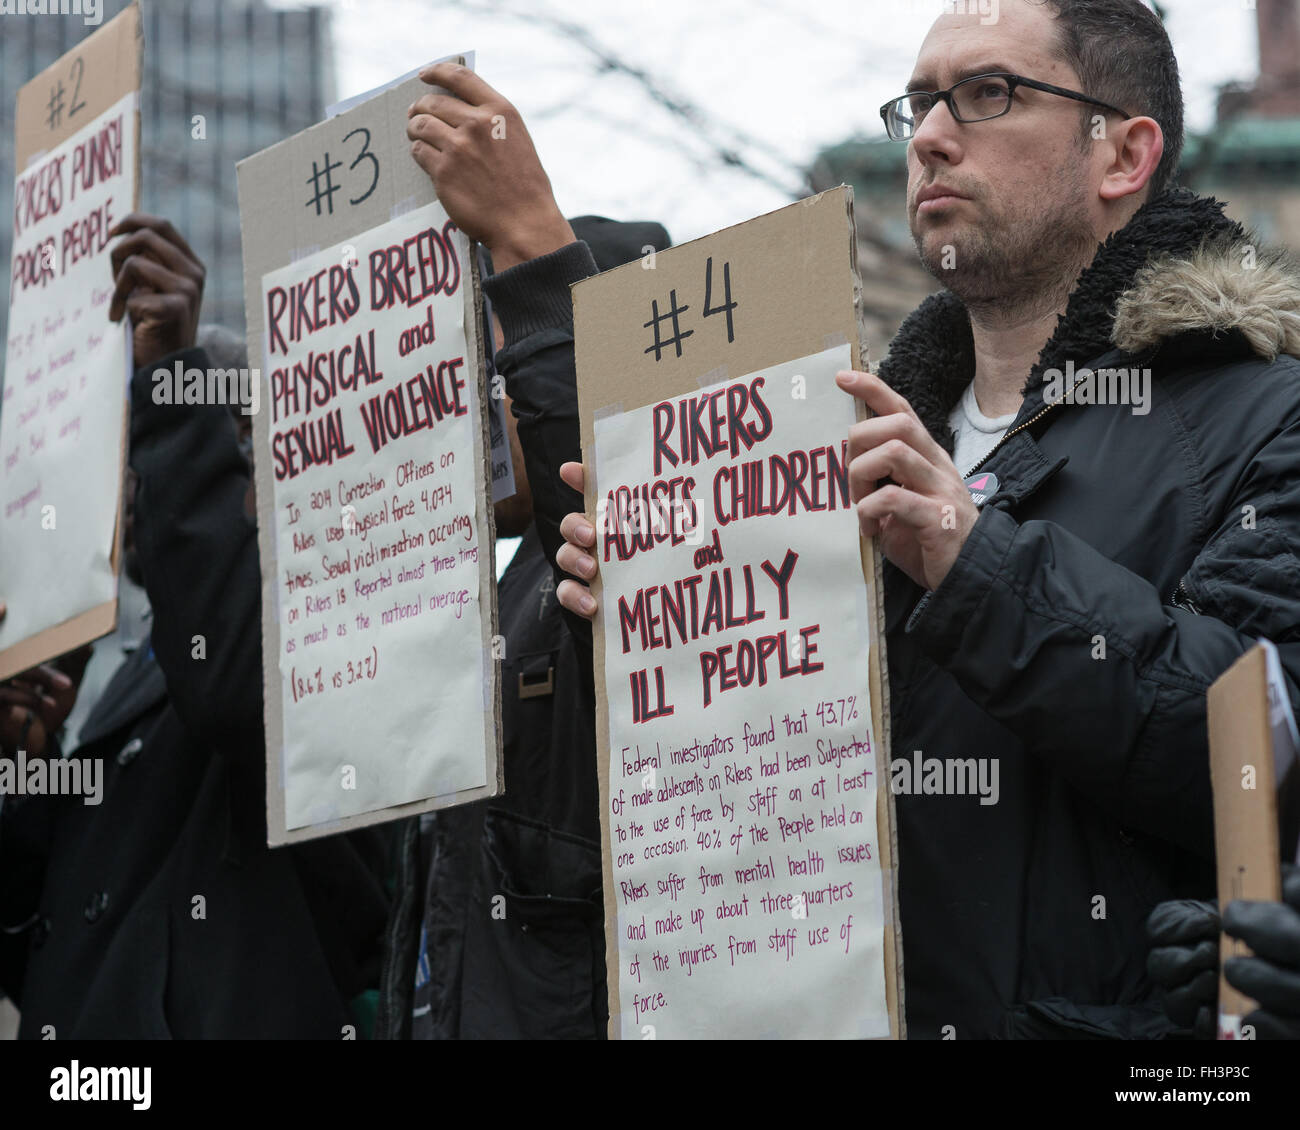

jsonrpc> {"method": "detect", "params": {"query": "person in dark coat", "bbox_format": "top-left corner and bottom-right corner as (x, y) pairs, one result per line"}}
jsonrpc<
(417, 5), (1300, 1037)
(0, 215), (389, 1038)
(376, 216), (670, 1040)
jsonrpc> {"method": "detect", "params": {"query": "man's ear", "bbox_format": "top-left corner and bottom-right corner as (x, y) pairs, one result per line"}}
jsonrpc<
(1097, 116), (1164, 203)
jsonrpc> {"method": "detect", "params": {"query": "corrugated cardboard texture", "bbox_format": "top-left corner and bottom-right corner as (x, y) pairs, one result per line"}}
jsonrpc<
(1208, 644), (1283, 1028)
(236, 65), (501, 846)
(573, 186), (902, 1039)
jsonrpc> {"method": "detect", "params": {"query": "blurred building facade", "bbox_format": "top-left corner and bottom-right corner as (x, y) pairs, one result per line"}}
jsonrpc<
(1, 0), (337, 366)
(811, 0), (1300, 355)
(1189, 0), (1300, 249)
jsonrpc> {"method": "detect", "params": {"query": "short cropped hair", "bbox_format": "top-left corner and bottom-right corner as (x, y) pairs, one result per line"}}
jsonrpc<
(1041, 0), (1185, 197)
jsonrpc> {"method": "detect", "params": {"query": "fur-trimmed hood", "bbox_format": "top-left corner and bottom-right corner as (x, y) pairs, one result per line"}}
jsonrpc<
(877, 188), (1300, 454)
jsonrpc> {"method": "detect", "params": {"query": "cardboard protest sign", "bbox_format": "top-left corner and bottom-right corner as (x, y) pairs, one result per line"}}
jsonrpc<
(574, 187), (901, 1039)
(0, 2), (141, 682)
(237, 58), (501, 845)
(1207, 641), (1294, 1038)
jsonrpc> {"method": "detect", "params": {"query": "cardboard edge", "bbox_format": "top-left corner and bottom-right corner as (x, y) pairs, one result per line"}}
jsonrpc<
(236, 152), (290, 847)
(843, 184), (904, 1041)
(1208, 644), (1283, 1026)
(0, 600), (116, 683)
(585, 429), (618, 1038)
(271, 781), (499, 846)
(467, 240), (505, 798)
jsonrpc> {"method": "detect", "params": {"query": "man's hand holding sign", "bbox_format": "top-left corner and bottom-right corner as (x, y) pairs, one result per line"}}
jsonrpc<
(236, 53), (505, 843)
(107, 214), (206, 369)
(554, 371), (982, 616)
(406, 63), (575, 274)
(839, 369), (979, 592)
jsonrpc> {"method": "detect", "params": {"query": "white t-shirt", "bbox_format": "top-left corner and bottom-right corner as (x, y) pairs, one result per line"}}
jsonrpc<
(947, 380), (1019, 476)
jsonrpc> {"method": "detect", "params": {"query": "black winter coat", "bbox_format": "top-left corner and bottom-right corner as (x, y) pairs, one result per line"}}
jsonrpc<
(0, 349), (389, 1038)
(878, 190), (1300, 1038)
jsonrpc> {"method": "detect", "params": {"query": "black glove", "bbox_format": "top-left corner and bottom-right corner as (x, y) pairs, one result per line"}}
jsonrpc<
(1223, 866), (1300, 1040)
(1147, 898), (1219, 1039)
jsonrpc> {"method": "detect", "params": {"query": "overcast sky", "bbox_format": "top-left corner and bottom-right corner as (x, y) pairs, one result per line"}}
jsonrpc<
(278, 0), (1261, 245)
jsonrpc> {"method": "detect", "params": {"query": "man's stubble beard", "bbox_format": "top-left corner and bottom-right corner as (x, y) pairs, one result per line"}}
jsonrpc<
(912, 169), (1098, 325)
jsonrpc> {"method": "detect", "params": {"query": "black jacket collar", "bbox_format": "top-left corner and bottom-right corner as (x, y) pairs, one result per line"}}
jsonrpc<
(875, 189), (1249, 454)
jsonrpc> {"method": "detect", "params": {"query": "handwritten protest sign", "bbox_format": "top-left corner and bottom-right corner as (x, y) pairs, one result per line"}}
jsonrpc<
(575, 188), (901, 1038)
(238, 58), (501, 845)
(0, 3), (141, 682)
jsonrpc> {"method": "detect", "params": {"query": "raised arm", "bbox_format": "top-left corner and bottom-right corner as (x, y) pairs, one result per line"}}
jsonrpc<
(111, 214), (264, 758)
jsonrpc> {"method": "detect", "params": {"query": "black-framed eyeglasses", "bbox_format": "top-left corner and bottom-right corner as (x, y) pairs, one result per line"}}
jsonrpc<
(880, 72), (1132, 141)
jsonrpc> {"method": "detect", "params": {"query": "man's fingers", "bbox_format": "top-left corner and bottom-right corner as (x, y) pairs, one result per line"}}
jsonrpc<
(407, 93), (477, 128)
(0, 706), (47, 754)
(0, 599), (6, 621)
(557, 579), (596, 619)
(556, 503), (599, 602)
(110, 255), (183, 313)
(0, 686), (43, 711)
(559, 462), (585, 493)
(409, 138), (438, 179)
(406, 112), (457, 153)
(848, 410), (948, 469)
(417, 61), (499, 108)
(559, 509), (595, 548)
(5, 678), (59, 719)
(109, 226), (202, 281)
(12, 665), (72, 695)
(848, 438), (947, 505)
(835, 369), (918, 422)
(109, 256), (194, 323)
(125, 292), (190, 329)
(557, 541), (597, 582)
(855, 483), (937, 536)
(108, 213), (200, 264)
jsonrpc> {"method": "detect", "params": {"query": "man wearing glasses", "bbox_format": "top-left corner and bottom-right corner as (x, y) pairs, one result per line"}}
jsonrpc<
(416, 0), (1300, 1036)
(815, 0), (1300, 1039)
(542, 0), (1300, 1038)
